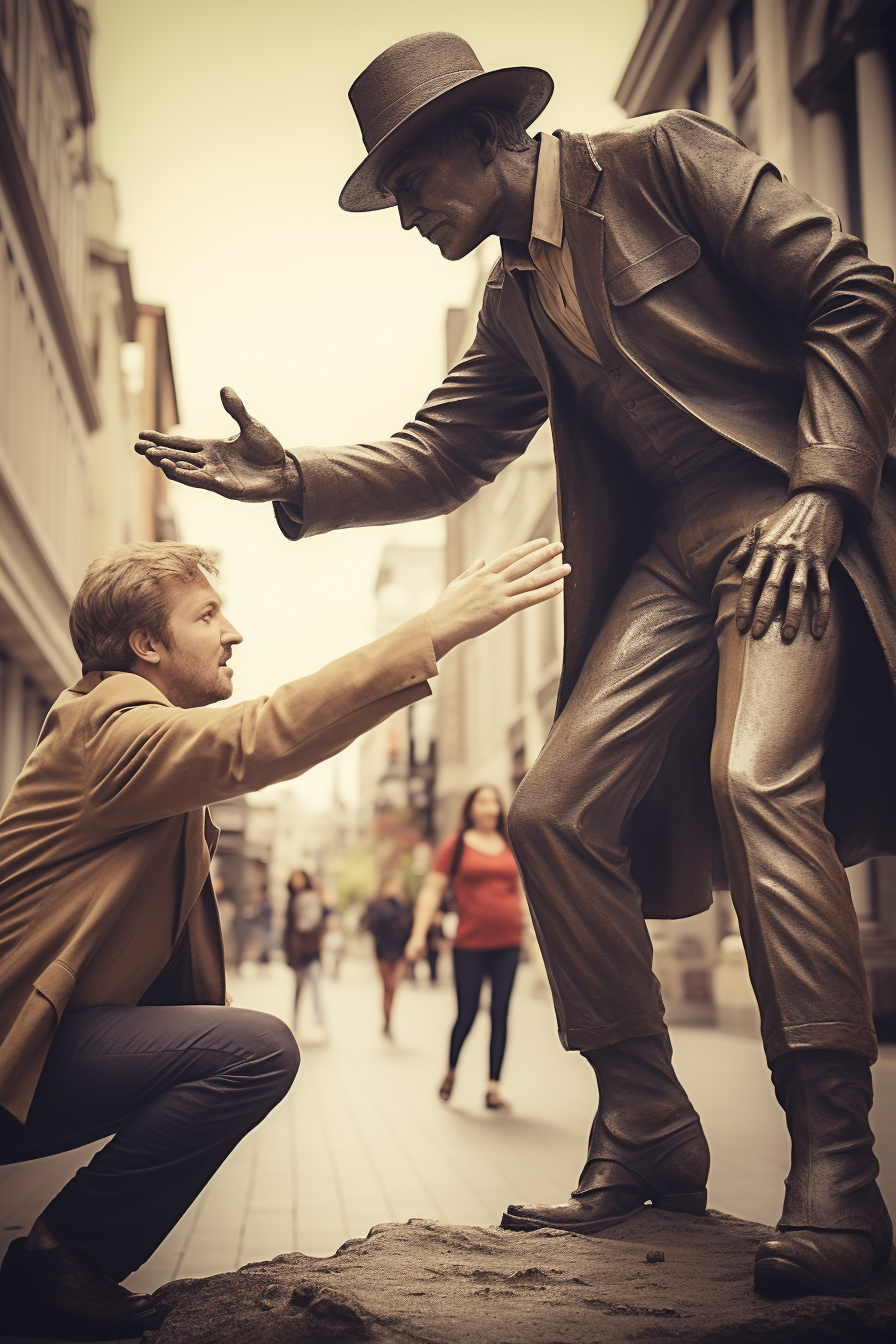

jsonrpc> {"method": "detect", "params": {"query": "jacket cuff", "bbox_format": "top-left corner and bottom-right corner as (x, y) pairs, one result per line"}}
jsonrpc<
(272, 451), (306, 540)
(789, 443), (880, 520)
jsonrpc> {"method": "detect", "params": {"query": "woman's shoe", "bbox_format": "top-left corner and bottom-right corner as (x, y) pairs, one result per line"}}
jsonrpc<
(438, 1072), (454, 1101)
(486, 1090), (510, 1111)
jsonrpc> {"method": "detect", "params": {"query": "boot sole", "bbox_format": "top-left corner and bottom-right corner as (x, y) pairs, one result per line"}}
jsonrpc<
(0, 1302), (163, 1340)
(501, 1204), (646, 1235)
(754, 1256), (875, 1299)
(500, 1191), (707, 1236)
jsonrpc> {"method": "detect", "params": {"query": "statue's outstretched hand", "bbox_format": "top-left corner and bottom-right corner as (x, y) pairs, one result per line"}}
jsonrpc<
(729, 489), (844, 641)
(135, 387), (301, 504)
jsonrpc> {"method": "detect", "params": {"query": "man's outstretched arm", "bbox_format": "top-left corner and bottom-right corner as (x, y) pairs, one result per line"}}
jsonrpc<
(135, 291), (549, 537)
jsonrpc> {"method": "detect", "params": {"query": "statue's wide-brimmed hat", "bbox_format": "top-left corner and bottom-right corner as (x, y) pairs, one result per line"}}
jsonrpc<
(339, 32), (553, 212)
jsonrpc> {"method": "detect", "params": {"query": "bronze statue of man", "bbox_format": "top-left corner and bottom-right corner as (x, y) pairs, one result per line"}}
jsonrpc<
(137, 32), (896, 1298)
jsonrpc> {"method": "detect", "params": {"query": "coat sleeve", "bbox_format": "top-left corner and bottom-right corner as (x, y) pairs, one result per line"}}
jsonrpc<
(272, 278), (549, 541)
(652, 110), (896, 517)
(84, 616), (436, 829)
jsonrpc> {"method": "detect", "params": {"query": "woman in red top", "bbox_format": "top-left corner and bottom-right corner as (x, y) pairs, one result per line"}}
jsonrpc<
(406, 785), (523, 1110)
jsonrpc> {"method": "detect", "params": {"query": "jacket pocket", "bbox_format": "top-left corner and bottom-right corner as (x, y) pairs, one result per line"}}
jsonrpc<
(607, 234), (701, 307)
(33, 960), (77, 1019)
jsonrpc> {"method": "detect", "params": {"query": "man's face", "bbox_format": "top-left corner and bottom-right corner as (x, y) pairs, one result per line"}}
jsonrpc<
(131, 572), (242, 709)
(383, 139), (500, 260)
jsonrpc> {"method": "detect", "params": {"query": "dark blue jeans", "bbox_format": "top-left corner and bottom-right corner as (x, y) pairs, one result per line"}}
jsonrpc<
(449, 947), (520, 1081)
(0, 1005), (299, 1280)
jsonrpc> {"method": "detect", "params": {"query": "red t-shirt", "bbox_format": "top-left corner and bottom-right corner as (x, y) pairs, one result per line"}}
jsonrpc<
(433, 833), (522, 950)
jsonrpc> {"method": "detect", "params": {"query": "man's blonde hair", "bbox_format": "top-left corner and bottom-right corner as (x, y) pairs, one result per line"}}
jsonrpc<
(69, 542), (219, 674)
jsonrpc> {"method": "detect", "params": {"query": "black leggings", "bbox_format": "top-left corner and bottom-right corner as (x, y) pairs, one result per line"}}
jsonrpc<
(449, 946), (520, 1080)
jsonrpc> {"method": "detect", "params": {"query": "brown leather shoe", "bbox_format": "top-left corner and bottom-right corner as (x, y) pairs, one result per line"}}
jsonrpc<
(0, 1236), (162, 1340)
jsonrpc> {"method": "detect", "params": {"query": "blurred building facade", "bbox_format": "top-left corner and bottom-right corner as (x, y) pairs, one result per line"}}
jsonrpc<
(358, 540), (444, 891)
(0, 0), (178, 799)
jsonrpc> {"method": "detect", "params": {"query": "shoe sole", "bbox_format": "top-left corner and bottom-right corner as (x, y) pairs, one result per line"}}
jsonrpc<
(501, 1204), (646, 1235)
(500, 1190), (707, 1236)
(754, 1256), (874, 1299)
(1, 1304), (163, 1340)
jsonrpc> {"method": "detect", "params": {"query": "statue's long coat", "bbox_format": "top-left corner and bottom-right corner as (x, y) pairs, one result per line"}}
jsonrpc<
(279, 111), (896, 919)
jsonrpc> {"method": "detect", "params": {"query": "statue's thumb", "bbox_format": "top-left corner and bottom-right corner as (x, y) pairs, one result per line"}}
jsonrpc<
(220, 386), (251, 431)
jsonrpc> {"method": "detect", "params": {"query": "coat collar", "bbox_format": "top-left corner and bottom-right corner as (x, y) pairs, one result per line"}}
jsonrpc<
(68, 669), (172, 706)
(555, 131), (602, 210)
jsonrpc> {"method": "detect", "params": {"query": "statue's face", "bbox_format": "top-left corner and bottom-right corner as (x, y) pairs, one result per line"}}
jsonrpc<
(383, 138), (501, 261)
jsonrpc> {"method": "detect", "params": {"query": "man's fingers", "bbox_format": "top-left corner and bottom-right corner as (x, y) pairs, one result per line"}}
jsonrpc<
(455, 559), (486, 580)
(136, 431), (206, 454)
(500, 540), (564, 583)
(812, 562), (832, 639)
(750, 555), (789, 637)
(485, 538), (553, 574)
(781, 559), (809, 641)
(220, 386), (251, 430)
(507, 562), (570, 596)
(511, 577), (566, 609)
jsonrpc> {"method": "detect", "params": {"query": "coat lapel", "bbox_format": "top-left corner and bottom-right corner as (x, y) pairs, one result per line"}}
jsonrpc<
(556, 132), (614, 361)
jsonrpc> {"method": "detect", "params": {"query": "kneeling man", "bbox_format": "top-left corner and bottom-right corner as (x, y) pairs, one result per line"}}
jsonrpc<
(0, 536), (566, 1340)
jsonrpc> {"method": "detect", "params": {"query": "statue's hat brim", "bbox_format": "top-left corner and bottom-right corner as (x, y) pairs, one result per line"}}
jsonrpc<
(339, 65), (553, 213)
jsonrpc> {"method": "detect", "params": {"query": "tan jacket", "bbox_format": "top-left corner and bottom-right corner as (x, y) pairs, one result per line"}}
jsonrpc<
(0, 616), (436, 1122)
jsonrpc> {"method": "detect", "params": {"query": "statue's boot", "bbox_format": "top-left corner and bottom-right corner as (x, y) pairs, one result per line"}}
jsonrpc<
(501, 1031), (709, 1233)
(754, 1050), (893, 1297)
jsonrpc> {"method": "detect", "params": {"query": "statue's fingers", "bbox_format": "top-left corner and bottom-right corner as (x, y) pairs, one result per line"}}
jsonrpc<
(735, 548), (769, 631)
(159, 460), (218, 492)
(220, 386), (252, 430)
(781, 559), (809, 641)
(142, 444), (208, 467)
(750, 555), (789, 638)
(728, 524), (760, 568)
(137, 431), (205, 454)
(812, 561), (832, 639)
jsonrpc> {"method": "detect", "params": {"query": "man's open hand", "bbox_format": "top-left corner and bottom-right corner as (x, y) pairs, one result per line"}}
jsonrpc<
(135, 387), (301, 504)
(428, 539), (569, 659)
(729, 489), (845, 641)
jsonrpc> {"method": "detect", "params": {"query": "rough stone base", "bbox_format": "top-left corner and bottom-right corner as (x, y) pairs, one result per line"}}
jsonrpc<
(149, 1209), (896, 1343)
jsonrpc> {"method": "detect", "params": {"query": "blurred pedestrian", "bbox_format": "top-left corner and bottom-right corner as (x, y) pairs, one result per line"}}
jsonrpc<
(406, 785), (522, 1110)
(321, 909), (346, 979)
(284, 870), (326, 1032)
(364, 876), (413, 1037)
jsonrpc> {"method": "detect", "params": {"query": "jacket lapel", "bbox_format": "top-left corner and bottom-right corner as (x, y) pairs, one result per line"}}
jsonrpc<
(556, 132), (613, 360)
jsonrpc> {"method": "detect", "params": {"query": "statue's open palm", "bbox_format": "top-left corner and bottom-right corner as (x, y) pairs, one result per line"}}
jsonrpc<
(135, 387), (298, 503)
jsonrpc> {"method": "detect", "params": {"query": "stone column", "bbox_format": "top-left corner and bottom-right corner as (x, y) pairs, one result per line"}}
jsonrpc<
(855, 47), (896, 273)
(755, 0), (794, 178)
(808, 107), (850, 225)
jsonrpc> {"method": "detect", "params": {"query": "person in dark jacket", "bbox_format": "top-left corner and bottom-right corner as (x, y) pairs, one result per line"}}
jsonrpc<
(364, 877), (413, 1037)
(136, 32), (896, 1297)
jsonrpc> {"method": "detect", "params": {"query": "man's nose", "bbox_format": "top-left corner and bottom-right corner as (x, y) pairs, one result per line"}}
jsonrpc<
(397, 197), (421, 231)
(223, 623), (243, 648)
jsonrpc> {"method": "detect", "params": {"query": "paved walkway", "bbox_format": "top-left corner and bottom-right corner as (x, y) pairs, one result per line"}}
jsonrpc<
(2, 954), (895, 1304)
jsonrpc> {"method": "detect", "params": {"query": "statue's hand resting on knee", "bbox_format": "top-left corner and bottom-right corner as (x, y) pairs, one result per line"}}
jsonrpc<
(730, 489), (845, 642)
(135, 387), (302, 505)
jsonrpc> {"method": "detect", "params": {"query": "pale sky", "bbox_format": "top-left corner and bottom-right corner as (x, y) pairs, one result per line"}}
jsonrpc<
(91, 0), (646, 809)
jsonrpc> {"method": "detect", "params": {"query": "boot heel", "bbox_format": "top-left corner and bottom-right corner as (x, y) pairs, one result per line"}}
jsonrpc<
(654, 1190), (707, 1215)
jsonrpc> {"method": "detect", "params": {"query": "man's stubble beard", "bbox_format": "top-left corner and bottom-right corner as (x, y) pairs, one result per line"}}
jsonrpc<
(167, 648), (233, 709)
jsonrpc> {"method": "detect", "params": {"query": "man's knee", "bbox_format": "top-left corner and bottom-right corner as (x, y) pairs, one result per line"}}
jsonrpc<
(227, 1008), (300, 1104)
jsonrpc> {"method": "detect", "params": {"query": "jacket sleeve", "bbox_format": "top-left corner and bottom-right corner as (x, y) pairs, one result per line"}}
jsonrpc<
(84, 616), (437, 829)
(272, 279), (549, 541)
(653, 110), (896, 517)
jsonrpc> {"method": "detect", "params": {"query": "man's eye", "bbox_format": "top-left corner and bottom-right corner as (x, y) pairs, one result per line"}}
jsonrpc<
(201, 613), (212, 623)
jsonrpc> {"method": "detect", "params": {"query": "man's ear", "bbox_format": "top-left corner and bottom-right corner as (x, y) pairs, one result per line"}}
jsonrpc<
(463, 107), (499, 163)
(129, 629), (162, 666)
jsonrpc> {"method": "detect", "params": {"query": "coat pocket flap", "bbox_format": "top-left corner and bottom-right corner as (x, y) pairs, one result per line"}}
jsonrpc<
(33, 960), (77, 1013)
(607, 235), (701, 307)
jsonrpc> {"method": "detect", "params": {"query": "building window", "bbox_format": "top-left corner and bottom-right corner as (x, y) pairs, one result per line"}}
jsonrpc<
(689, 63), (708, 116)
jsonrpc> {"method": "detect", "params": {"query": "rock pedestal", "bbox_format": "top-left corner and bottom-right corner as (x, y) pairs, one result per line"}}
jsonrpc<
(149, 1209), (896, 1343)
